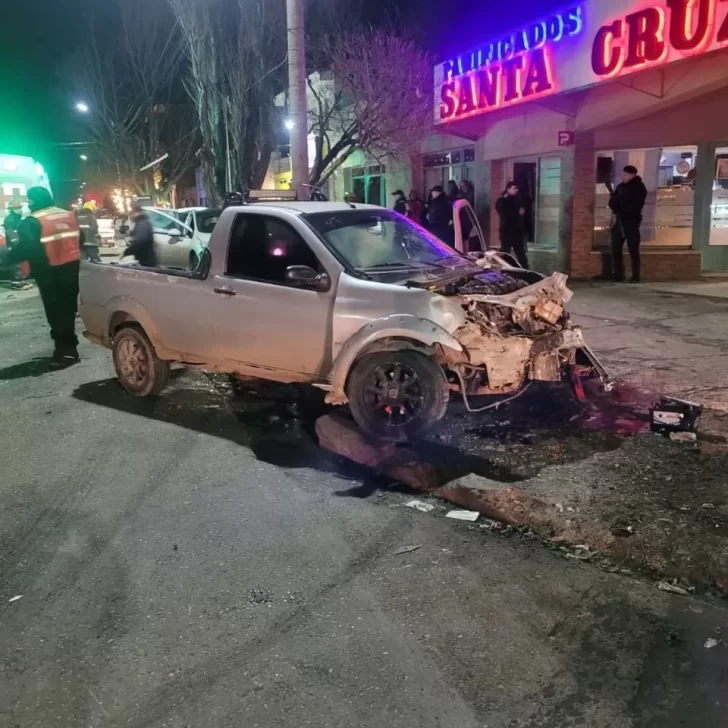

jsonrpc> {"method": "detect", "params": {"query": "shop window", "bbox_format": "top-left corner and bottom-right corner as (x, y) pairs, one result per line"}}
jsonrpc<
(594, 147), (697, 248)
(350, 165), (386, 206)
(422, 146), (475, 197)
(535, 158), (561, 250)
(709, 148), (728, 246)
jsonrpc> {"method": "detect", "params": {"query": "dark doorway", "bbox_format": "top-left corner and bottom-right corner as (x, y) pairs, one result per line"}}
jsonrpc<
(513, 162), (537, 243)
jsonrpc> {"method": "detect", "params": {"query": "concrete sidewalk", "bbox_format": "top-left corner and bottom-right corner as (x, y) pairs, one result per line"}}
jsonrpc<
(570, 281), (728, 428)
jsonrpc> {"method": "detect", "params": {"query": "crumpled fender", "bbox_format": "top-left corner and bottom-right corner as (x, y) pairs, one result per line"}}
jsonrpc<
(328, 314), (463, 403)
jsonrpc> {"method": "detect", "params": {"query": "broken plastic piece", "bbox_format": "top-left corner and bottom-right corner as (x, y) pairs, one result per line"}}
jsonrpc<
(657, 581), (690, 597)
(670, 431), (697, 443)
(8, 595), (23, 603)
(446, 509), (480, 522)
(705, 638), (720, 649)
(405, 500), (435, 513)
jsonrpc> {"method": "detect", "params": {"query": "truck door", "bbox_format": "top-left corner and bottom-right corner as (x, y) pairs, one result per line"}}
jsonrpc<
(453, 200), (487, 254)
(209, 212), (334, 377)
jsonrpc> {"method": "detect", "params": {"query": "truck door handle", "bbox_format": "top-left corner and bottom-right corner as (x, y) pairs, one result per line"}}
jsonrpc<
(214, 286), (236, 296)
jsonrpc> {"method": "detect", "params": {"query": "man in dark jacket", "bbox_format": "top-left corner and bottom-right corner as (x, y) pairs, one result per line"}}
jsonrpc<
(427, 185), (454, 246)
(392, 189), (408, 216)
(495, 182), (529, 268)
(124, 203), (157, 267)
(609, 165), (647, 283)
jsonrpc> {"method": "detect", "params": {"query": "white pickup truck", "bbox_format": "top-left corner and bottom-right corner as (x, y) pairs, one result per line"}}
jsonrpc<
(80, 201), (604, 441)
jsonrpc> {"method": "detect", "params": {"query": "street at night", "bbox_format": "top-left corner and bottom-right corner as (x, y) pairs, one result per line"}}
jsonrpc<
(3, 0), (728, 724)
(1, 282), (728, 726)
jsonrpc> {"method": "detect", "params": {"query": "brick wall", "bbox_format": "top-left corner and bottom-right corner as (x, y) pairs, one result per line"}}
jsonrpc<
(570, 132), (596, 278)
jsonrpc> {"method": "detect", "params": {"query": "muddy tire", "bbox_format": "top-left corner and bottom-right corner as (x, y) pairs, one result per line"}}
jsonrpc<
(347, 350), (449, 442)
(112, 326), (171, 397)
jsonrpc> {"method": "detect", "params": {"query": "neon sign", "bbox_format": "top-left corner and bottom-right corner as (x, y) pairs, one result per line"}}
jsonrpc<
(439, 4), (583, 122)
(591, 0), (728, 77)
(440, 47), (557, 121)
(442, 4), (584, 81)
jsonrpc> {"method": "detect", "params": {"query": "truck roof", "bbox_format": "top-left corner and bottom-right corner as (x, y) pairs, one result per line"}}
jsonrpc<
(226, 201), (384, 215)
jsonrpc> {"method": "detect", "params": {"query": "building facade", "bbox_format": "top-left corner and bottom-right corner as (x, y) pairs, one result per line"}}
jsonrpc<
(429, 0), (728, 279)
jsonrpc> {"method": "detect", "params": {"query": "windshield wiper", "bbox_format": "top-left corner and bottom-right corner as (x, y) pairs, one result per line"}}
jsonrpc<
(358, 261), (434, 271)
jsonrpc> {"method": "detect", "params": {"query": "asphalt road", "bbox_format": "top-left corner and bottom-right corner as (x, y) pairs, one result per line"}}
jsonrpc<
(1, 287), (727, 728)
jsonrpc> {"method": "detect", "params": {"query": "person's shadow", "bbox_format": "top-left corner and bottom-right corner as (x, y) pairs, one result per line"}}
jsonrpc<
(0, 357), (53, 380)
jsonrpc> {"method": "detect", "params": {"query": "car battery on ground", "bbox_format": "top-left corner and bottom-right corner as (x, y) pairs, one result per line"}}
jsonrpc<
(650, 396), (702, 436)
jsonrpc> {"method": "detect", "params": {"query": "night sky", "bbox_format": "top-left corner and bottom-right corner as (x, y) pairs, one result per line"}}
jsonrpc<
(0, 0), (568, 199)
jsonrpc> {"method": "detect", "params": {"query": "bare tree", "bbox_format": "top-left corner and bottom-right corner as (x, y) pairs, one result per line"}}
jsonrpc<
(170, 0), (289, 203)
(307, 29), (434, 188)
(71, 0), (198, 201)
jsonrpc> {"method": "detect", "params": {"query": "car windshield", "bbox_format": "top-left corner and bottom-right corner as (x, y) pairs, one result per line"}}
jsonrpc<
(303, 209), (470, 274)
(196, 209), (221, 234)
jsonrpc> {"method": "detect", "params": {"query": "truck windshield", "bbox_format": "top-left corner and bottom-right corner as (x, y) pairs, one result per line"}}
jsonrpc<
(303, 209), (469, 273)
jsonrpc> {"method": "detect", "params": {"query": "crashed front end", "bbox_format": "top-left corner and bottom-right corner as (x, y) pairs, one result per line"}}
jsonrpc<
(433, 269), (607, 397)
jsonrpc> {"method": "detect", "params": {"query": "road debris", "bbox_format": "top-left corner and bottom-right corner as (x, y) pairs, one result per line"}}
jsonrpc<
(8, 595), (23, 603)
(405, 500), (435, 513)
(610, 518), (635, 537)
(651, 396), (702, 437)
(702, 503), (716, 510)
(669, 431), (698, 443)
(446, 509), (480, 522)
(705, 638), (721, 649)
(248, 588), (272, 605)
(394, 545), (422, 556)
(657, 581), (690, 597)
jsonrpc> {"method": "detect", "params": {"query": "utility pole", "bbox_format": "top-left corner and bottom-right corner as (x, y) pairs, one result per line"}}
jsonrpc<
(286, 0), (309, 200)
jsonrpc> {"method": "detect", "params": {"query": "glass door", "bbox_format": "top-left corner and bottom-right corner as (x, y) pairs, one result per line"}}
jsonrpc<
(698, 143), (728, 271)
(710, 147), (728, 246)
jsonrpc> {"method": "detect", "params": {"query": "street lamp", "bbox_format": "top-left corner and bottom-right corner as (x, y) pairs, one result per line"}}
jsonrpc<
(80, 154), (88, 161)
(75, 102), (89, 113)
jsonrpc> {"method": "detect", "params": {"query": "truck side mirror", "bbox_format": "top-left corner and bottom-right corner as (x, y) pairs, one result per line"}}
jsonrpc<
(285, 265), (330, 292)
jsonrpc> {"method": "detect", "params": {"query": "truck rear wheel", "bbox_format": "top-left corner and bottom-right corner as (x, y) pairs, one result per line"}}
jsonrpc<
(347, 350), (449, 442)
(112, 326), (171, 397)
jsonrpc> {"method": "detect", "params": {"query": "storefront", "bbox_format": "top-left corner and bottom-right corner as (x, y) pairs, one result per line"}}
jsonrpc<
(431, 0), (728, 279)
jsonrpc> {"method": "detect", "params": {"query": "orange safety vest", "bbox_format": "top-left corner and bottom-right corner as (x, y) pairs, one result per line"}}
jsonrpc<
(32, 206), (81, 267)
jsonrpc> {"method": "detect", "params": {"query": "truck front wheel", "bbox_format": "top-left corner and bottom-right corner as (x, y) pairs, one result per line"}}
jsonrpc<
(347, 350), (449, 442)
(112, 326), (171, 397)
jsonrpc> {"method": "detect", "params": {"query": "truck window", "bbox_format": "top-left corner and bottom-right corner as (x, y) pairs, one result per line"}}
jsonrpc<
(226, 214), (321, 284)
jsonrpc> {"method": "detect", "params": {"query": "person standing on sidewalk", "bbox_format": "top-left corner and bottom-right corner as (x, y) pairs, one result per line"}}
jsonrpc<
(406, 190), (425, 225)
(609, 165), (647, 283)
(0, 187), (82, 368)
(391, 189), (408, 216)
(496, 182), (529, 268)
(427, 185), (454, 246)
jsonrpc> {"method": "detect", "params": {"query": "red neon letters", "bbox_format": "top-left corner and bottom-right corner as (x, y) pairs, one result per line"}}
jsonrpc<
(440, 47), (555, 121)
(592, 0), (724, 76)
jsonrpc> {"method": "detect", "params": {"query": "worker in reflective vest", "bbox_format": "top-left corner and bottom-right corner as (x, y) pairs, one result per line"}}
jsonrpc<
(1, 186), (83, 369)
